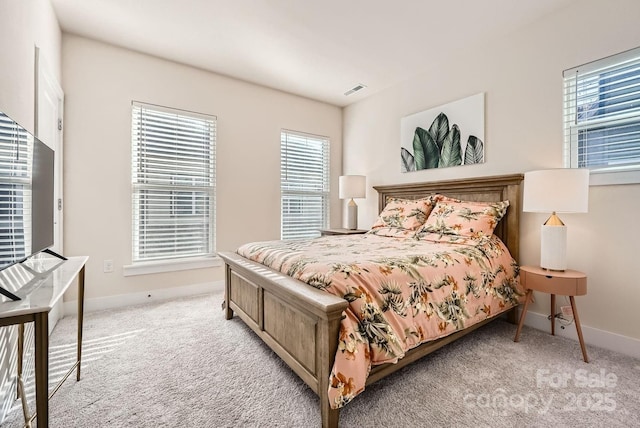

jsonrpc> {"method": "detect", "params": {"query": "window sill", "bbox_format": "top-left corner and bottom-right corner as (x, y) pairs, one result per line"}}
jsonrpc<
(589, 168), (640, 186)
(123, 256), (222, 277)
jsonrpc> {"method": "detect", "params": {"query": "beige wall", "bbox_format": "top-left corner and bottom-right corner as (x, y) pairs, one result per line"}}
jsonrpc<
(0, 1), (62, 422)
(343, 0), (640, 340)
(62, 35), (343, 300)
(0, 0), (61, 131)
(1, 0), (637, 341)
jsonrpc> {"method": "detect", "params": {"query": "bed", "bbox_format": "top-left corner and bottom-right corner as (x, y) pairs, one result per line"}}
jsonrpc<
(219, 173), (523, 427)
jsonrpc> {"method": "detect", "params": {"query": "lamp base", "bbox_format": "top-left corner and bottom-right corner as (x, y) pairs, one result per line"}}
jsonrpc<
(540, 223), (567, 271)
(346, 199), (358, 230)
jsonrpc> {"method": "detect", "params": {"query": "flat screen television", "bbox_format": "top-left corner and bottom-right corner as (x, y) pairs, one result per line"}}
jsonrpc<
(0, 111), (55, 275)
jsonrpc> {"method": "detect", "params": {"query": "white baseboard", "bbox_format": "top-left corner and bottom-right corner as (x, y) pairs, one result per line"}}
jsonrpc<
(63, 280), (224, 315)
(521, 309), (640, 360)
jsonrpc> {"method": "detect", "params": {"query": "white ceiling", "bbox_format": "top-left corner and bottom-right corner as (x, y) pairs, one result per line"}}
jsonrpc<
(51, 0), (577, 107)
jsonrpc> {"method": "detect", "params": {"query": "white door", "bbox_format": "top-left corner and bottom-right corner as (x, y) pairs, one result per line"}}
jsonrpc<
(35, 47), (64, 255)
(35, 47), (65, 331)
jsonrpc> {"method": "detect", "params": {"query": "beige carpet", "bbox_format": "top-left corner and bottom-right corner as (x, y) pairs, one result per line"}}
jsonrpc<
(3, 292), (639, 427)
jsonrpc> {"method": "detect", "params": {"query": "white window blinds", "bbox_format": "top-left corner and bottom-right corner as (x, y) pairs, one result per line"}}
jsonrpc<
(131, 102), (216, 262)
(280, 130), (330, 240)
(563, 47), (640, 178)
(0, 113), (32, 267)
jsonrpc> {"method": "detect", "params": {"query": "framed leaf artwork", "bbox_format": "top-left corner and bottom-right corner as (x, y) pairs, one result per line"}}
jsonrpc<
(400, 93), (485, 172)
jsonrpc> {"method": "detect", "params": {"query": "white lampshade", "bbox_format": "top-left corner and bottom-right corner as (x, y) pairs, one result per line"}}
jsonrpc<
(339, 175), (366, 199)
(523, 169), (589, 214)
(523, 168), (589, 271)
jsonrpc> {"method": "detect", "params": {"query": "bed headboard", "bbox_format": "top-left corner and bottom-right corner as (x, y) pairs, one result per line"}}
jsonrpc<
(373, 174), (524, 262)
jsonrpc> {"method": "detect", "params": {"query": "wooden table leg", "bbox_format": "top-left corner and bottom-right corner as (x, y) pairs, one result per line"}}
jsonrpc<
(570, 296), (589, 363)
(551, 294), (556, 336)
(17, 323), (24, 399)
(77, 265), (85, 381)
(34, 312), (49, 427)
(514, 289), (532, 342)
(17, 323), (31, 426)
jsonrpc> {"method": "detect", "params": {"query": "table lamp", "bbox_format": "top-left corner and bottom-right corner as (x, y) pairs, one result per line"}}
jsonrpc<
(339, 175), (366, 230)
(523, 168), (589, 271)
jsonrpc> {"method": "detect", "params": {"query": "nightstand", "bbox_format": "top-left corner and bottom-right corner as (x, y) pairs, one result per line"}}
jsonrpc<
(319, 228), (368, 236)
(514, 265), (589, 363)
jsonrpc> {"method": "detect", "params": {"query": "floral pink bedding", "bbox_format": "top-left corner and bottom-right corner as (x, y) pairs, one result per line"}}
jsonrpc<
(236, 233), (524, 409)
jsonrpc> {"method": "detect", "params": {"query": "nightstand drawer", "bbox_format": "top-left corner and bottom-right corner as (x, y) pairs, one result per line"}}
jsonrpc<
(522, 270), (587, 296)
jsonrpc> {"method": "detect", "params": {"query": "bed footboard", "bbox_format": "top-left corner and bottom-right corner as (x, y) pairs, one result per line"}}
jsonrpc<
(219, 252), (348, 428)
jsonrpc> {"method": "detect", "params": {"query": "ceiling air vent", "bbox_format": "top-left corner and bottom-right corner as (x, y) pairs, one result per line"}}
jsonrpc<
(344, 84), (367, 96)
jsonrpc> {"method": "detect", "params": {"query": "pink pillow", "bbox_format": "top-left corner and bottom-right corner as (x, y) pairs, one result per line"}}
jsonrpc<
(417, 197), (509, 239)
(370, 197), (435, 233)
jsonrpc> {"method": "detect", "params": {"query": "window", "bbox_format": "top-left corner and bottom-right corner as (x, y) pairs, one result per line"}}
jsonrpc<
(0, 113), (31, 266)
(563, 47), (640, 185)
(131, 102), (216, 262)
(280, 130), (330, 240)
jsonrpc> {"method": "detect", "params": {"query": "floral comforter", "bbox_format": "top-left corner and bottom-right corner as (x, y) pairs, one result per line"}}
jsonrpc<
(236, 234), (524, 409)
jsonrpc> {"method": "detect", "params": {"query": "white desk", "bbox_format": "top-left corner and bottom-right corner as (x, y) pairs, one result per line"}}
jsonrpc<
(0, 256), (88, 427)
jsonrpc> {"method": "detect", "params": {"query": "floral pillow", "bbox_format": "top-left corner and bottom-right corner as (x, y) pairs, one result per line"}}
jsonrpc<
(415, 197), (509, 240)
(368, 197), (435, 237)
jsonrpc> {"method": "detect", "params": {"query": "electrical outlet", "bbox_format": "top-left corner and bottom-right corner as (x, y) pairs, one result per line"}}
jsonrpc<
(561, 305), (573, 320)
(103, 260), (114, 273)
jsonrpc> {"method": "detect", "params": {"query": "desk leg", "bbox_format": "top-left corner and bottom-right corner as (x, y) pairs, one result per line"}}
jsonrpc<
(514, 289), (532, 342)
(17, 323), (31, 426)
(551, 294), (556, 336)
(34, 312), (49, 427)
(570, 296), (589, 363)
(77, 265), (85, 381)
(17, 323), (24, 399)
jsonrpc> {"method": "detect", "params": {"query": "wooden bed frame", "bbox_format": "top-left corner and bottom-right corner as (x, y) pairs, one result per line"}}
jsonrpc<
(219, 173), (523, 427)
